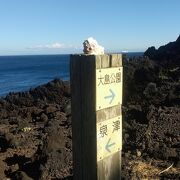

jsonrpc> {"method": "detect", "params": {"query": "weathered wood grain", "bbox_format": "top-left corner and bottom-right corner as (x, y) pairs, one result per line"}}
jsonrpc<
(110, 54), (122, 67)
(70, 54), (122, 180)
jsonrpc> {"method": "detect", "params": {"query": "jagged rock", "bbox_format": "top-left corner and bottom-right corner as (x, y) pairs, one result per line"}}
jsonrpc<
(144, 46), (157, 58)
(0, 52), (179, 180)
(144, 35), (180, 66)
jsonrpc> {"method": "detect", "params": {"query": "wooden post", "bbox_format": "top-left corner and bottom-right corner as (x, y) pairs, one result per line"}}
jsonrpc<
(70, 54), (123, 180)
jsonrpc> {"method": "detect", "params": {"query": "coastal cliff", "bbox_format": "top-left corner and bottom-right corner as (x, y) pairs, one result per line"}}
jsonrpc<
(144, 35), (180, 66)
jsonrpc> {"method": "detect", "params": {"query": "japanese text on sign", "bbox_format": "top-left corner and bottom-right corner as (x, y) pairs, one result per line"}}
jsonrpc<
(96, 67), (123, 110)
(97, 116), (122, 161)
(98, 72), (121, 86)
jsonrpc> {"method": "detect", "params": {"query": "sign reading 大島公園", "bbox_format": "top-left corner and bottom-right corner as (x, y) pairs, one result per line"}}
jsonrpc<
(96, 67), (123, 111)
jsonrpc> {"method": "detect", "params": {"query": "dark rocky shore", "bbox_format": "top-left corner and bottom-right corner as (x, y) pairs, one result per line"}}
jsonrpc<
(0, 37), (180, 179)
(0, 80), (72, 179)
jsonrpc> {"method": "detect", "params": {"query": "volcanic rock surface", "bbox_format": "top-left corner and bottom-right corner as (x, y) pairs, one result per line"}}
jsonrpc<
(0, 79), (72, 179)
(0, 37), (180, 179)
(144, 35), (180, 67)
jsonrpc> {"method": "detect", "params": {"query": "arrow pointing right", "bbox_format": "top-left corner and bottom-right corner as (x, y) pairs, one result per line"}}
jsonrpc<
(104, 89), (115, 104)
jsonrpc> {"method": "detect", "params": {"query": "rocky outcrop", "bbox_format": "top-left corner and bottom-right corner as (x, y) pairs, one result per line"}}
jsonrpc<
(0, 51), (180, 179)
(144, 35), (180, 66)
(0, 79), (72, 179)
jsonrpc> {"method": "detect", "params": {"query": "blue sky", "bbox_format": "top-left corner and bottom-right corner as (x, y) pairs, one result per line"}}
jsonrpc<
(0, 0), (179, 55)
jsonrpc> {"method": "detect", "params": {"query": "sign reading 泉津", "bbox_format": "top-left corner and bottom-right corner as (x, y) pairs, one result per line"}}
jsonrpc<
(96, 67), (123, 111)
(97, 116), (122, 161)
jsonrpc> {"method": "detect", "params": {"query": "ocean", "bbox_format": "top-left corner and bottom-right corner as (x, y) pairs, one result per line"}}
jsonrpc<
(0, 52), (143, 97)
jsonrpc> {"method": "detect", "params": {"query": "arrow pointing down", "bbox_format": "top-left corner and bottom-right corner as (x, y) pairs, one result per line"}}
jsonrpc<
(104, 89), (115, 104)
(105, 138), (116, 153)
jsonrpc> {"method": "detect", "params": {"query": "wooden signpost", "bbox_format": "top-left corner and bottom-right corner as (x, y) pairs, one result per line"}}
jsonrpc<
(70, 54), (123, 180)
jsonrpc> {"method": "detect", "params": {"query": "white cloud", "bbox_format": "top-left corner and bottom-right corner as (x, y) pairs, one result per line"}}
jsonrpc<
(28, 42), (65, 49)
(34, 45), (44, 49)
(26, 42), (82, 54)
(52, 43), (64, 48)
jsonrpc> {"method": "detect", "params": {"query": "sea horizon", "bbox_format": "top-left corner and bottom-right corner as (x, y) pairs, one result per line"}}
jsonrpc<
(0, 51), (144, 57)
(0, 52), (143, 97)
